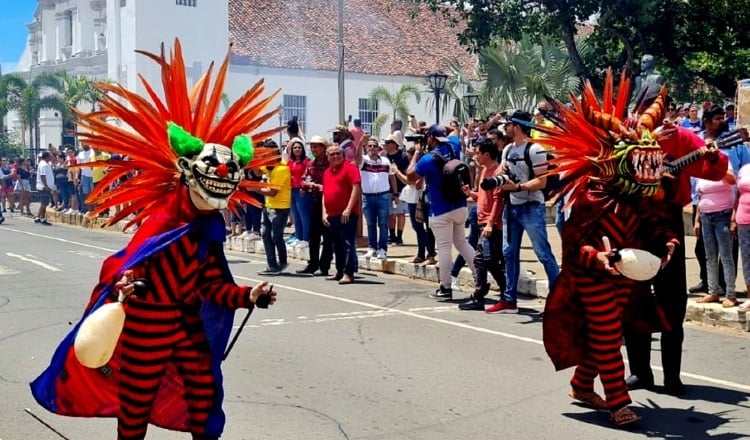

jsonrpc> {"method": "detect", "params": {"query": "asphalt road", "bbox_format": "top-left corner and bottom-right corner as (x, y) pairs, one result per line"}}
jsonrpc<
(1, 217), (749, 440)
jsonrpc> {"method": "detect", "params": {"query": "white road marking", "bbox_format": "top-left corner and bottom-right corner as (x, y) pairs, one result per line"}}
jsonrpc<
(1, 227), (118, 252)
(235, 275), (750, 393)
(0, 265), (20, 275)
(67, 250), (103, 259)
(6, 253), (62, 272)
(5, 228), (748, 393)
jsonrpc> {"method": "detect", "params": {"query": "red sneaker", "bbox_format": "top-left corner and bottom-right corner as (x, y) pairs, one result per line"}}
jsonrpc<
(485, 301), (518, 314)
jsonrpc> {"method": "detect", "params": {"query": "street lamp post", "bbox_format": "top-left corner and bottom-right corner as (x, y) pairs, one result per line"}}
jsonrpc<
(463, 93), (478, 119)
(278, 105), (284, 146)
(427, 71), (448, 125)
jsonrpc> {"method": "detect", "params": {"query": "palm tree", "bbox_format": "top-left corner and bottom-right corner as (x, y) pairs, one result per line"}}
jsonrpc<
(368, 84), (422, 137)
(478, 36), (583, 113)
(7, 72), (67, 154)
(60, 72), (101, 112)
(0, 74), (27, 140)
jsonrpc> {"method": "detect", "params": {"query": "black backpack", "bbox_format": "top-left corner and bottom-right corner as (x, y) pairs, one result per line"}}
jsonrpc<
(521, 142), (560, 201)
(430, 147), (471, 204)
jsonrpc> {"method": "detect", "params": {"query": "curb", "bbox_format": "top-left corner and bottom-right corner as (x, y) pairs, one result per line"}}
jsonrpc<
(41, 208), (748, 332)
(224, 235), (548, 298)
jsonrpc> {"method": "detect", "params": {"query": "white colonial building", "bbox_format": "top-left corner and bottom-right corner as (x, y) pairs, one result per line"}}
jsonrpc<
(8, 0), (476, 150)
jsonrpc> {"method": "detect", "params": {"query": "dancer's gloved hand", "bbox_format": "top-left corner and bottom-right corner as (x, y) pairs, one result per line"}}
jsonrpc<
(661, 239), (679, 270)
(249, 281), (276, 309)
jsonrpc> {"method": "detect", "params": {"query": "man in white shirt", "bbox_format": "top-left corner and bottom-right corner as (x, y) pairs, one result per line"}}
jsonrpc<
(357, 136), (397, 259)
(35, 152), (56, 225)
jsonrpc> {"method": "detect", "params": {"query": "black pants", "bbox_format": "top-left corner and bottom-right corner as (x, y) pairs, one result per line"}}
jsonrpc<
(472, 226), (506, 296)
(693, 204), (738, 289)
(625, 205), (686, 383)
(307, 196), (333, 273)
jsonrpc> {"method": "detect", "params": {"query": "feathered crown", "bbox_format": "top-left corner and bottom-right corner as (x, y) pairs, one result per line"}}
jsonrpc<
(533, 68), (668, 203)
(73, 39), (283, 229)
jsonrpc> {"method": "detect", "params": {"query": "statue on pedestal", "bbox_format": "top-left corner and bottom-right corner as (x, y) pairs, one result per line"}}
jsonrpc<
(633, 54), (666, 105)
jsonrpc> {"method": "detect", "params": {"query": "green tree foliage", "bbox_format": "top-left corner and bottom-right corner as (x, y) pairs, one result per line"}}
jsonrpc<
(368, 84), (422, 137)
(427, 0), (599, 78)
(429, 0), (750, 99)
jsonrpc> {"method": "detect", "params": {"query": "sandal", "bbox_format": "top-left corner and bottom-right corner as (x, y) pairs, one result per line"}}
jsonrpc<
(738, 301), (750, 313)
(610, 406), (641, 428)
(568, 389), (607, 410)
(722, 298), (739, 308)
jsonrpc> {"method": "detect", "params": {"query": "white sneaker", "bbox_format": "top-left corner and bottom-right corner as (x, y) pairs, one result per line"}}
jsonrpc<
(297, 240), (309, 249)
(451, 276), (462, 292)
(377, 249), (387, 260)
(364, 248), (377, 258)
(238, 231), (250, 239)
(247, 232), (260, 241)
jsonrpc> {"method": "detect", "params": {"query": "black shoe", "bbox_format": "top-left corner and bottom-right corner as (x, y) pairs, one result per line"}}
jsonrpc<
(429, 285), (452, 299)
(663, 378), (686, 396)
(40, 219), (52, 226)
(688, 282), (707, 294)
(458, 297), (485, 311)
(34, 217), (41, 224)
(296, 266), (317, 275)
(395, 238), (404, 246)
(0, 217), (4, 224)
(625, 374), (654, 391)
(258, 267), (281, 276)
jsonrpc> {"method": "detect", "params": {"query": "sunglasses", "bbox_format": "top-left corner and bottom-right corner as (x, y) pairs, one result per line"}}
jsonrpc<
(327, 152), (343, 157)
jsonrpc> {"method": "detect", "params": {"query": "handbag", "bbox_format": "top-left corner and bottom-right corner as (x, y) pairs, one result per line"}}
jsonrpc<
(415, 191), (429, 223)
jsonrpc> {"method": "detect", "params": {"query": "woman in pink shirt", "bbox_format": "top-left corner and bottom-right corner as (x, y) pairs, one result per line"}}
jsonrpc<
(735, 164), (750, 311)
(694, 167), (737, 307)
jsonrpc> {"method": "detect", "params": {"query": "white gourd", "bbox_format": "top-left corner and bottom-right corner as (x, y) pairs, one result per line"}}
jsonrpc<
(74, 292), (128, 368)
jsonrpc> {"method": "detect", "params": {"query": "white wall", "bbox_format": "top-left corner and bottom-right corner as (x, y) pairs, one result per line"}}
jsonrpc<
(224, 64), (431, 144)
(120, 0), (228, 95)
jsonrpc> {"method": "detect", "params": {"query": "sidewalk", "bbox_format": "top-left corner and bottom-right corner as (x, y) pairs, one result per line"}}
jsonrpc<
(23, 202), (750, 332)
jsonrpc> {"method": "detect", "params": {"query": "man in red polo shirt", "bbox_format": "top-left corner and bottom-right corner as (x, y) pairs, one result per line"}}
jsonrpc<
(322, 143), (362, 284)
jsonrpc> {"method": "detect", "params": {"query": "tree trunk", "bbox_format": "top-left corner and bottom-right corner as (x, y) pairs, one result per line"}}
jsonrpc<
(561, 27), (587, 81)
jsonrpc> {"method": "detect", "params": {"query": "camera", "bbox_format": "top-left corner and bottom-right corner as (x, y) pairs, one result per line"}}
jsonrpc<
(480, 173), (518, 190)
(405, 133), (426, 143)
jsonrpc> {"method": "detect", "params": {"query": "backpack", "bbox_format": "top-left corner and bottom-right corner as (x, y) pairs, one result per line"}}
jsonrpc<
(430, 147), (471, 204)
(521, 142), (560, 201)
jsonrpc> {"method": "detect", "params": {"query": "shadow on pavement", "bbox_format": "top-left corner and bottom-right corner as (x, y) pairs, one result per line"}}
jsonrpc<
(562, 389), (748, 438)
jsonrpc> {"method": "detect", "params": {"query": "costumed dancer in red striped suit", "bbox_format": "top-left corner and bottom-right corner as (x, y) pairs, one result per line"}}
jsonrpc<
(31, 39), (283, 439)
(535, 70), (689, 428)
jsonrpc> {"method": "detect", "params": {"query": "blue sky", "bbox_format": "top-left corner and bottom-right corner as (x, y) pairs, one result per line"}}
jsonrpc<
(0, 0), (37, 73)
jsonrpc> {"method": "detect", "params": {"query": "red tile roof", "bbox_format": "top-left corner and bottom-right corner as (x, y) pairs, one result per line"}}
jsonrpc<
(228, 0), (477, 78)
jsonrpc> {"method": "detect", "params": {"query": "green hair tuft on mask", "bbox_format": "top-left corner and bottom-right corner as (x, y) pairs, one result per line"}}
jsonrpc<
(232, 135), (254, 167)
(167, 122), (204, 157)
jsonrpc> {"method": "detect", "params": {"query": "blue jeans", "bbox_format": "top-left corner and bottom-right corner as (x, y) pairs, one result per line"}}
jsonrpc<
(555, 198), (565, 237)
(244, 193), (263, 233)
(329, 214), (359, 276)
(363, 193), (391, 251)
(701, 209), (736, 297)
(291, 189), (312, 241)
(502, 202), (559, 303)
(737, 224), (750, 287)
(408, 203), (434, 259)
(58, 181), (74, 210)
(261, 208), (289, 269)
(452, 203), (479, 277)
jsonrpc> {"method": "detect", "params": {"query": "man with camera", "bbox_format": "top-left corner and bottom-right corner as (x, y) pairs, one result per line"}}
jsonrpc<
(458, 138), (506, 311)
(488, 110), (559, 314)
(406, 124), (476, 298)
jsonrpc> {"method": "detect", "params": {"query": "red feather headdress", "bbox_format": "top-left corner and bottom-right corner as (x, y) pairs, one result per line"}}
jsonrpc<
(533, 68), (668, 204)
(73, 39), (283, 230)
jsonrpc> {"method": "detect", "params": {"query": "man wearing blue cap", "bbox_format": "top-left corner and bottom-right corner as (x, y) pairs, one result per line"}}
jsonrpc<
(406, 124), (476, 298)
